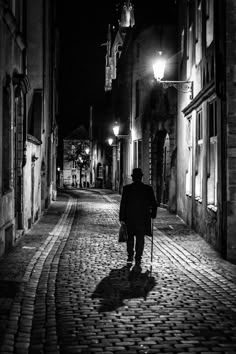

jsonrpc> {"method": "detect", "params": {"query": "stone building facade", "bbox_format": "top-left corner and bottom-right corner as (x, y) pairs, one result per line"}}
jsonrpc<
(0, 0), (59, 257)
(176, 0), (236, 263)
(106, 0), (236, 263)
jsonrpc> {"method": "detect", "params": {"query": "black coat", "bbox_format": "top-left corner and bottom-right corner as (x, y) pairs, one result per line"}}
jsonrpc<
(119, 181), (158, 236)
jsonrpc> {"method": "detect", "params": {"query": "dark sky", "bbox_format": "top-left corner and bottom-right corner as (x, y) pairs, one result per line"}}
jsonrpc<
(58, 1), (118, 137)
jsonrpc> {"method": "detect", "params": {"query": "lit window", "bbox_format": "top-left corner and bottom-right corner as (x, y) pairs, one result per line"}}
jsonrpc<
(133, 141), (137, 167)
(195, 110), (203, 200)
(138, 140), (142, 168)
(135, 80), (140, 117)
(186, 116), (192, 196)
(187, 24), (193, 78)
(207, 100), (217, 208)
(206, 0), (213, 47)
(195, 1), (202, 65)
(181, 29), (185, 57)
(133, 139), (142, 168)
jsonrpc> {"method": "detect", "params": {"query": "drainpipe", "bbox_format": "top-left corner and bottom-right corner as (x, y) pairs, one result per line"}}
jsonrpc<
(22, 0), (28, 167)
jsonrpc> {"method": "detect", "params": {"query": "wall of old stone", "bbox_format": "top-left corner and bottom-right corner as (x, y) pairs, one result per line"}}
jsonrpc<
(0, 4), (24, 256)
(23, 139), (41, 231)
(226, 0), (236, 262)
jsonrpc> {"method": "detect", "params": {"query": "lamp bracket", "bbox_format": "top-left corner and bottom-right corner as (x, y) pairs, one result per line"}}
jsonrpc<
(158, 80), (193, 99)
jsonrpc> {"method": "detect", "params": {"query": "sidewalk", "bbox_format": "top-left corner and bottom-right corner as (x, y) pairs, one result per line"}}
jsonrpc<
(0, 191), (70, 347)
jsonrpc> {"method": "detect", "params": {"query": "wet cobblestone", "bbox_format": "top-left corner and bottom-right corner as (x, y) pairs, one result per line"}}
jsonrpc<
(0, 188), (236, 353)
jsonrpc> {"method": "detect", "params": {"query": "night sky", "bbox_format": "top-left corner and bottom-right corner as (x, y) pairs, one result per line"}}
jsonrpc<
(57, 1), (119, 137)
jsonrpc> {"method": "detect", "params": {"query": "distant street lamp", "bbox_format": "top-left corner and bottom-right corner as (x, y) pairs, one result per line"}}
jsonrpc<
(113, 121), (120, 137)
(153, 51), (193, 99)
(108, 137), (119, 146)
(108, 138), (113, 146)
(112, 121), (130, 138)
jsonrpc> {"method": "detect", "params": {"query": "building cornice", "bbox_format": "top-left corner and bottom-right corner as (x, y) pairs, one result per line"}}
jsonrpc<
(182, 82), (215, 116)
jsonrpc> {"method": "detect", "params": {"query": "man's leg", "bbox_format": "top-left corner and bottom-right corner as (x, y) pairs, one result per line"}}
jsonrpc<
(127, 233), (134, 263)
(135, 233), (145, 265)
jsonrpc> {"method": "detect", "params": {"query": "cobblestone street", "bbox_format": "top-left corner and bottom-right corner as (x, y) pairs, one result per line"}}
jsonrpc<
(0, 188), (236, 354)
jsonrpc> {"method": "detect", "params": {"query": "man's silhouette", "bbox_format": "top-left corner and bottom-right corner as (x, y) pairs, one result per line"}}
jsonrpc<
(119, 168), (158, 267)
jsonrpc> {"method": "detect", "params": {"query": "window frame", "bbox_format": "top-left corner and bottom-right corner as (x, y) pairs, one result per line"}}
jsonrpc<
(195, 109), (203, 201)
(207, 99), (218, 209)
(186, 115), (193, 197)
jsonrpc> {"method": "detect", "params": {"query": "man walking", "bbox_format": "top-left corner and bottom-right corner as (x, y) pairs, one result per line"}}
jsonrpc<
(119, 168), (158, 267)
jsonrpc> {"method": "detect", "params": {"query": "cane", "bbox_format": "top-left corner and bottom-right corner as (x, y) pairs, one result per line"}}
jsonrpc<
(150, 219), (154, 274)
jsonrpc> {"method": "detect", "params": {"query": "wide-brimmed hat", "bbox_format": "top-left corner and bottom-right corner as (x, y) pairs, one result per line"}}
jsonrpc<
(131, 168), (143, 178)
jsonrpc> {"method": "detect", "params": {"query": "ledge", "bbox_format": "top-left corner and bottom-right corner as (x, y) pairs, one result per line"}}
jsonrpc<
(182, 81), (215, 116)
(27, 134), (42, 145)
(207, 204), (217, 213)
(195, 196), (202, 203)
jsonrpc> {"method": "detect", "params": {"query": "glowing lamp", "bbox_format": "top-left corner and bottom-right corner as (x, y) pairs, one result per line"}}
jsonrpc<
(153, 52), (166, 81)
(113, 122), (120, 137)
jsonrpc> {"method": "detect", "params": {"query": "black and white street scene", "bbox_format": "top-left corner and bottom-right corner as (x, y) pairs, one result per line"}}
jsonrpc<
(0, 1), (236, 353)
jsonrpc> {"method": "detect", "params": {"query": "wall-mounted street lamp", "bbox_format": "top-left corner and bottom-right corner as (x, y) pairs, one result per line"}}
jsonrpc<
(108, 138), (117, 146)
(112, 121), (130, 139)
(113, 122), (120, 137)
(153, 51), (193, 100)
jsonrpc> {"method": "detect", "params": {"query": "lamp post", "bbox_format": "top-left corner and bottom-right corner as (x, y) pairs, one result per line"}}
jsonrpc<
(152, 51), (193, 99)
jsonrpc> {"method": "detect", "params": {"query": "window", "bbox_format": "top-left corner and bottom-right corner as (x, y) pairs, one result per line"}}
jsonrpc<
(195, 110), (203, 200)
(135, 80), (140, 117)
(181, 29), (185, 57)
(186, 117), (192, 196)
(2, 80), (11, 193)
(133, 140), (142, 168)
(195, 0), (202, 65)
(207, 100), (217, 208)
(187, 24), (193, 78)
(206, 0), (213, 47)
(138, 140), (142, 167)
(28, 89), (43, 140)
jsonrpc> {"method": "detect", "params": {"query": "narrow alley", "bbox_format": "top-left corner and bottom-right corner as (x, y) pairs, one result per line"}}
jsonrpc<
(0, 188), (236, 354)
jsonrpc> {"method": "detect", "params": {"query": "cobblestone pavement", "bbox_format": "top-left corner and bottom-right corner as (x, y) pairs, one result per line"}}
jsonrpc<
(0, 188), (236, 354)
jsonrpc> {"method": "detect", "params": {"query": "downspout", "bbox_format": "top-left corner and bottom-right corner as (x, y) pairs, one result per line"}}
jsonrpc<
(22, 0), (28, 167)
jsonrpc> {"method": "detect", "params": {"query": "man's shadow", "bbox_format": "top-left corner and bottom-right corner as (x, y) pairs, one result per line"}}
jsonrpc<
(91, 266), (156, 312)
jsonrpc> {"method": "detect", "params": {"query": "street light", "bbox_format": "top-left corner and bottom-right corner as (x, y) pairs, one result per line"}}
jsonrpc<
(108, 137), (117, 146)
(113, 121), (120, 137)
(153, 51), (193, 99)
(112, 121), (130, 138)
